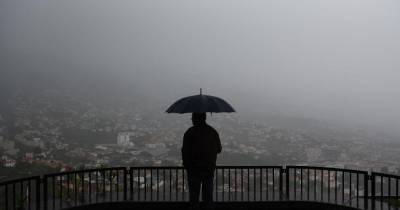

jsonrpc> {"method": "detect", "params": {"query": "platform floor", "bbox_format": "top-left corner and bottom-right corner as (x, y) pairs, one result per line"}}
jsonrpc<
(65, 201), (360, 210)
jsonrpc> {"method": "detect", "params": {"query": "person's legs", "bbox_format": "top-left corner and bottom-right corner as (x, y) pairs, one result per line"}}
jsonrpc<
(187, 169), (201, 208)
(201, 169), (215, 210)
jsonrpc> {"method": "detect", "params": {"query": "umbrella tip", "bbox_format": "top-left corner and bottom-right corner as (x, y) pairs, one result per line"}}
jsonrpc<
(200, 88), (202, 95)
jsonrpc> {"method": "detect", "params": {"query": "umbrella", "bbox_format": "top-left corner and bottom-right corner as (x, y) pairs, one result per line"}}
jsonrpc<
(166, 89), (236, 113)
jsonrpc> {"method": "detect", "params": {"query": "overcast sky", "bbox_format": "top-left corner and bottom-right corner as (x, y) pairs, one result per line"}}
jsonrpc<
(1, 0), (400, 135)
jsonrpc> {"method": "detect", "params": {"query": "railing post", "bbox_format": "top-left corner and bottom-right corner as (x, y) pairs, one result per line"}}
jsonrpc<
(371, 173), (375, 210)
(124, 168), (128, 201)
(285, 167), (290, 200)
(364, 173), (369, 210)
(36, 177), (41, 210)
(279, 167), (283, 201)
(130, 167), (134, 201)
(43, 176), (48, 210)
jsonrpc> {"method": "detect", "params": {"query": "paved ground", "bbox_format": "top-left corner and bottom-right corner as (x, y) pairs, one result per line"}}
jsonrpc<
(66, 201), (360, 210)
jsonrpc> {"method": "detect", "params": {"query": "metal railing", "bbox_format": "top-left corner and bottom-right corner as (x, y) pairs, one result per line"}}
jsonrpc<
(0, 176), (41, 210)
(128, 166), (184, 202)
(1, 166), (399, 210)
(371, 172), (400, 210)
(42, 167), (126, 210)
(286, 166), (369, 209)
(214, 166), (283, 202)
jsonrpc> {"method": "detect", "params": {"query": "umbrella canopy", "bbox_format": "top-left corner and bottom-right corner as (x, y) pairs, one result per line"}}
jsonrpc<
(166, 90), (235, 114)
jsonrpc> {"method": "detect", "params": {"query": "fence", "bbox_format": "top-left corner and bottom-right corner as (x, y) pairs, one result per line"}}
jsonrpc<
(0, 176), (41, 210)
(1, 166), (399, 210)
(286, 166), (369, 209)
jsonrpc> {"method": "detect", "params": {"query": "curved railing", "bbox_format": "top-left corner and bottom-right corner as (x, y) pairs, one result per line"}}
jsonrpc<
(1, 166), (399, 210)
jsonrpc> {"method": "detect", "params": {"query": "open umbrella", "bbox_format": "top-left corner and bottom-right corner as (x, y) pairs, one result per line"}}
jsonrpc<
(166, 89), (236, 113)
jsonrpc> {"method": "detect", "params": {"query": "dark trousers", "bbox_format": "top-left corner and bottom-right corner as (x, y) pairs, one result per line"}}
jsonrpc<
(186, 167), (215, 209)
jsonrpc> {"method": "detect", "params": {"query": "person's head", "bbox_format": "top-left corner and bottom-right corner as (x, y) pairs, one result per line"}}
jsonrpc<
(192, 113), (206, 126)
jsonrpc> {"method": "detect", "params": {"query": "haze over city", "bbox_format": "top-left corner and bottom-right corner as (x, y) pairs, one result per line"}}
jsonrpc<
(1, 0), (400, 182)
(2, 0), (400, 135)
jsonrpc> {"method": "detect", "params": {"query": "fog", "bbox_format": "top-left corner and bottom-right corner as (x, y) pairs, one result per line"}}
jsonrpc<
(1, 0), (400, 137)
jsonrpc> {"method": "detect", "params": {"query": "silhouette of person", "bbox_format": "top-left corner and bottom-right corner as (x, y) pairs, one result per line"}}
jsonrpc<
(182, 113), (222, 210)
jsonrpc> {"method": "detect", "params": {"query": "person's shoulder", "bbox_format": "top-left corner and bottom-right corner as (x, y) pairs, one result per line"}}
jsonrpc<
(184, 126), (196, 135)
(205, 124), (218, 134)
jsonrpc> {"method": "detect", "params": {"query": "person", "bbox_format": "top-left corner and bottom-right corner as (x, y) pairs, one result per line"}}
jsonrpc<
(182, 112), (222, 210)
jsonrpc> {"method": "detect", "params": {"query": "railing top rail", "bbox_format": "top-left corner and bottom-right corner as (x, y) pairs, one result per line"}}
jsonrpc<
(3, 165), (400, 186)
(44, 166), (126, 178)
(0, 175), (40, 185)
(129, 166), (183, 170)
(128, 165), (283, 170)
(286, 165), (368, 174)
(371, 171), (400, 179)
(217, 165), (283, 169)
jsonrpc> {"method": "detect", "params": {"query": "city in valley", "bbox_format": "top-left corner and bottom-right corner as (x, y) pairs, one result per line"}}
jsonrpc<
(1, 90), (400, 181)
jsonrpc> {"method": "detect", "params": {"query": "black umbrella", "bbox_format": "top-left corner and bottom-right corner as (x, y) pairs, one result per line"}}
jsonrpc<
(166, 89), (236, 114)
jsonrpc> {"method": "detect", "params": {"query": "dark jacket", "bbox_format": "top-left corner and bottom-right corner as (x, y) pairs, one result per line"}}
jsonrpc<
(182, 123), (222, 169)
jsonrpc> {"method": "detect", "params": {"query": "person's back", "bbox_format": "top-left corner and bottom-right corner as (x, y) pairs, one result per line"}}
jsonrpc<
(182, 123), (221, 169)
(181, 113), (222, 210)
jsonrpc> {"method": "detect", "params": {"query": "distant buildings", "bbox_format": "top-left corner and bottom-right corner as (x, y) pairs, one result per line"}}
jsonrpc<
(4, 159), (16, 168)
(1, 155), (16, 168)
(2, 90), (400, 181)
(144, 143), (168, 157)
(0, 137), (19, 155)
(117, 132), (135, 147)
(23, 153), (34, 163)
(95, 145), (108, 150)
(15, 136), (45, 149)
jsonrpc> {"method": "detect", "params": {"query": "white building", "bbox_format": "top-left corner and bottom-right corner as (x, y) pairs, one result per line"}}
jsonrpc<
(4, 159), (16, 167)
(24, 153), (34, 163)
(117, 132), (135, 147)
(33, 138), (45, 149)
(1, 156), (16, 168)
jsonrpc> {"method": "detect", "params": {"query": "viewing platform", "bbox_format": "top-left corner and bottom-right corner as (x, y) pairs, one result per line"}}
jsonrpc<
(1, 166), (399, 210)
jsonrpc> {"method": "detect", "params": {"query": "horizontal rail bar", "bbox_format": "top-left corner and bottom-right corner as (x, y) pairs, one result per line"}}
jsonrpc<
(0, 176), (41, 185)
(43, 167), (126, 177)
(287, 165), (369, 175)
(371, 172), (400, 179)
(128, 166), (283, 170)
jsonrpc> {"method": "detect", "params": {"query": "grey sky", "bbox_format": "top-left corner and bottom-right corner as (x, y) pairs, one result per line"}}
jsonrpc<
(1, 0), (400, 135)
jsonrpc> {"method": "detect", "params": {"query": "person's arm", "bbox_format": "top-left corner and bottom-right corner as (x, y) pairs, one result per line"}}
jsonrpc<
(181, 131), (191, 167)
(216, 132), (222, 154)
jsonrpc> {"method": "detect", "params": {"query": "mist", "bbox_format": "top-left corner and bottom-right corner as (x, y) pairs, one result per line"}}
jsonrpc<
(1, 0), (400, 137)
